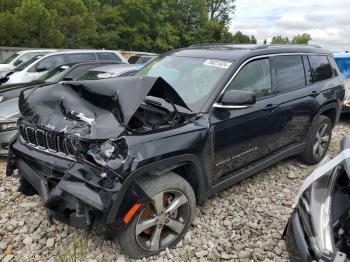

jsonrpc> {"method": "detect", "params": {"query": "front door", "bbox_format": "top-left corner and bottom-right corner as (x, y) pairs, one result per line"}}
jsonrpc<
(211, 58), (279, 181)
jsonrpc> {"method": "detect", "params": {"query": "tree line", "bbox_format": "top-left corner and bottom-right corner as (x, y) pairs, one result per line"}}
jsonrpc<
(0, 0), (312, 53)
(0, 0), (257, 52)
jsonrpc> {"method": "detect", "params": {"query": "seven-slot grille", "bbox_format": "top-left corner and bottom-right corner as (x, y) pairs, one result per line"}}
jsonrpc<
(18, 125), (75, 157)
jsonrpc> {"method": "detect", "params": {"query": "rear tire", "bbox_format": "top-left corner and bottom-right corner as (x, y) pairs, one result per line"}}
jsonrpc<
(299, 115), (332, 164)
(117, 173), (196, 258)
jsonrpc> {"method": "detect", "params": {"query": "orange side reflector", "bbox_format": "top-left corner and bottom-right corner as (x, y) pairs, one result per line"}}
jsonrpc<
(123, 203), (142, 224)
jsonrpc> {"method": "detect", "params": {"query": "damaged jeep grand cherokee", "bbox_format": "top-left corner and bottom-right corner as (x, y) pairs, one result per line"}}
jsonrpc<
(6, 44), (345, 258)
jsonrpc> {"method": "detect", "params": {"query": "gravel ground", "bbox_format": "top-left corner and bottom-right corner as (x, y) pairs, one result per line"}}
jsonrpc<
(1, 117), (350, 262)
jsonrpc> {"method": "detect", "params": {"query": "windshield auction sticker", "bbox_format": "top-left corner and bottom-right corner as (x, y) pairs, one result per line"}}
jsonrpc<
(204, 59), (232, 69)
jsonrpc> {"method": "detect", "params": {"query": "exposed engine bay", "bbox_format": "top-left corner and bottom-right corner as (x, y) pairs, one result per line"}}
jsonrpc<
(128, 96), (186, 132)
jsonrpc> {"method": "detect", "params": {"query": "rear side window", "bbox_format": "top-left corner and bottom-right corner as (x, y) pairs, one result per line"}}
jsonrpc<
(68, 53), (96, 62)
(227, 58), (272, 99)
(308, 55), (333, 82)
(97, 52), (121, 62)
(271, 55), (305, 93)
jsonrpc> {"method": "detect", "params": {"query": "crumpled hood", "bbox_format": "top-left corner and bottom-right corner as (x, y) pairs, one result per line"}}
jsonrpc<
(19, 76), (189, 140)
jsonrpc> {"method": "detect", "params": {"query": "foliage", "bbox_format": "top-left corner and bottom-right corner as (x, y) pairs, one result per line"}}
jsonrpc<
(270, 33), (312, 45)
(0, 0), (258, 52)
(292, 33), (312, 44)
(270, 35), (290, 44)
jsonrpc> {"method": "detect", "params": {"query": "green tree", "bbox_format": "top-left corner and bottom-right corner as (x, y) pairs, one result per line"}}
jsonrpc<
(44, 0), (97, 48)
(15, 0), (64, 47)
(250, 35), (257, 44)
(232, 31), (251, 43)
(0, 0), (21, 12)
(0, 12), (26, 46)
(270, 35), (290, 44)
(291, 33), (311, 44)
(205, 0), (235, 26)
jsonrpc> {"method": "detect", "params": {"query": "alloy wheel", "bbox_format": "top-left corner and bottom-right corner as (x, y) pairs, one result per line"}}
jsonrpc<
(135, 190), (189, 252)
(313, 123), (331, 158)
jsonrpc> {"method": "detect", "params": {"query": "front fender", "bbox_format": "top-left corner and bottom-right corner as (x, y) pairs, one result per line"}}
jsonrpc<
(106, 154), (206, 224)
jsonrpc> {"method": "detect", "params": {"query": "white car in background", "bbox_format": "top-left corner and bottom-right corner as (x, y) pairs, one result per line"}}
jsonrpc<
(0, 49), (56, 75)
(4, 50), (128, 85)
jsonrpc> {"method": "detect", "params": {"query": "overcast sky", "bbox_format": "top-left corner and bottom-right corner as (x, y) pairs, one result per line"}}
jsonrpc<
(229, 0), (350, 51)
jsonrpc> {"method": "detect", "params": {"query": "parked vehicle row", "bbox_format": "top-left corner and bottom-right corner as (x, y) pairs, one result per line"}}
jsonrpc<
(5, 44), (346, 258)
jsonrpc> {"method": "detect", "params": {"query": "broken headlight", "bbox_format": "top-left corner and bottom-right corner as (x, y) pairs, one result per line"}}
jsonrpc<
(87, 139), (127, 168)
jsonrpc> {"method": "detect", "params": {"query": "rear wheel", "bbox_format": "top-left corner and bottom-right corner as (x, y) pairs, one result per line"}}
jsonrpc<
(299, 115), (332, 164)
(117, 173), (196, 258)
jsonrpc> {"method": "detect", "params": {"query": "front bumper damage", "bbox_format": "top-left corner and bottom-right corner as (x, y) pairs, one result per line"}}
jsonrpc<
(7, 139), (124, 228)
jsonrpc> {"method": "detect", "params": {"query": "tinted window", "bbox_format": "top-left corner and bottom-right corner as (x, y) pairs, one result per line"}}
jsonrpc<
(36, 55), (65, 71)
(308, 55), (333, 82)
(271, 55), (305, 92)
(68, 53), (96, 62)
(227, 58), (272, 99)
(97, 52), (121, 62)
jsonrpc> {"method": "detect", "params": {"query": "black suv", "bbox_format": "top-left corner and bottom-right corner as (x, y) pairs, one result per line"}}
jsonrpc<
(6, 44), (345, 258)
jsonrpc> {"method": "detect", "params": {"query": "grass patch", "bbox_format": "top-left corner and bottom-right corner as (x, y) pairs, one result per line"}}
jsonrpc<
(58, 231), (89, 262)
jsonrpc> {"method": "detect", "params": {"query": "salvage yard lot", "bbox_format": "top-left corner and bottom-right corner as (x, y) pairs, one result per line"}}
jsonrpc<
(1, 117), (350, 262)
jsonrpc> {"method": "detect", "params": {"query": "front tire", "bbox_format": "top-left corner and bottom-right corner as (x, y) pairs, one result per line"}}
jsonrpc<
(299, 115), (332, 164)
(117, 173), (196, 258)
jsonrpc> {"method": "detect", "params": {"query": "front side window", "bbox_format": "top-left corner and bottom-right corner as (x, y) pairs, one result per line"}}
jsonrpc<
(308, 55), (333, 82)
(15, 55), (44, 71)
(38, 65), (72, 82)
(226, 58), (272, 99)
(136, 56), (232, 111)
(68, 53), (96, 62)
(271, 55), (305, 93)
(36, 55), (65, 71)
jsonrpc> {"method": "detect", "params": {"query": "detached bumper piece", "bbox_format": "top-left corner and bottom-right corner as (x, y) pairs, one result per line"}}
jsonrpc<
(10, 155), (122, 228)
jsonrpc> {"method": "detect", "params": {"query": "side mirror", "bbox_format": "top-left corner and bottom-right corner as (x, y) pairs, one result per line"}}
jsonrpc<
(214, 90), (256, 109)
(13, 60), (22, 66)
(36, 65), (47, 72)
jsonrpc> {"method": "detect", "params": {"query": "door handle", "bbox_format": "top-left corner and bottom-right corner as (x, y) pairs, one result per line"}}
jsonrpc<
(264, 104), (278, 112)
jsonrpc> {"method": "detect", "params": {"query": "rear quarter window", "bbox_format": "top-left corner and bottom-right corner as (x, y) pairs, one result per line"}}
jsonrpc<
(97, 52), (121, 62)
(271, 55), (305, 93)
(68, 53), (96, 62)
(308, 55), (333, 82)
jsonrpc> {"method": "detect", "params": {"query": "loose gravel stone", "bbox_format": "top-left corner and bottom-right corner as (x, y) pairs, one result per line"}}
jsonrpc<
(1, 117), (350, 261)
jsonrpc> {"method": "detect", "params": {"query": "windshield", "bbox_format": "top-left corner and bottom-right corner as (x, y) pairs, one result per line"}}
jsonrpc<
(335, 57), (350, 78)
(14, 55), (43, 71)
(136, 56), (232, 111)
(3, 53), (20, 64)
(38, 65), (72, 83)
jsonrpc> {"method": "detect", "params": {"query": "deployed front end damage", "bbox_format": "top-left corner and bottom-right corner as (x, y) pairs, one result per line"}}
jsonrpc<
(285, 136), (350, 261)
(6, 76), (196, 229)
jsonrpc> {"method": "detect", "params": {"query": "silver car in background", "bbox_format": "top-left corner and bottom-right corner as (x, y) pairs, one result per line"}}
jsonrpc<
(0, 97), (19, 155)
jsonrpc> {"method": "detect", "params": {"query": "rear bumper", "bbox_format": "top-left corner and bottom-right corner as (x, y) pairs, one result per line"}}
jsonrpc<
(8, 139), (123, 228)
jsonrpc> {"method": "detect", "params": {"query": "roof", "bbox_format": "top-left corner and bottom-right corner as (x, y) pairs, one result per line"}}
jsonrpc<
(169, 44), (331, 61)
(333, 52), (350, 58)
(17, 49), (56, 54)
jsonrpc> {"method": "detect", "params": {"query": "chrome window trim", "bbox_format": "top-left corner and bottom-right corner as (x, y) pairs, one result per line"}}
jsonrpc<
(212, 52), (329, 109)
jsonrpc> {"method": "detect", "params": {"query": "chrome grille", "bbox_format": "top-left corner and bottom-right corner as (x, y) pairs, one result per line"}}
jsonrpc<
(18, 125), (75, 158)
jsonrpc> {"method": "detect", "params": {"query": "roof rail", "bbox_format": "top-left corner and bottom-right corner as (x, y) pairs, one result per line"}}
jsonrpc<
(189, 43), (323, 50)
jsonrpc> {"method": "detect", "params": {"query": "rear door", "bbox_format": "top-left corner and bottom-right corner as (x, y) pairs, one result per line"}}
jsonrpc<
(266, 54), (317, 149)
